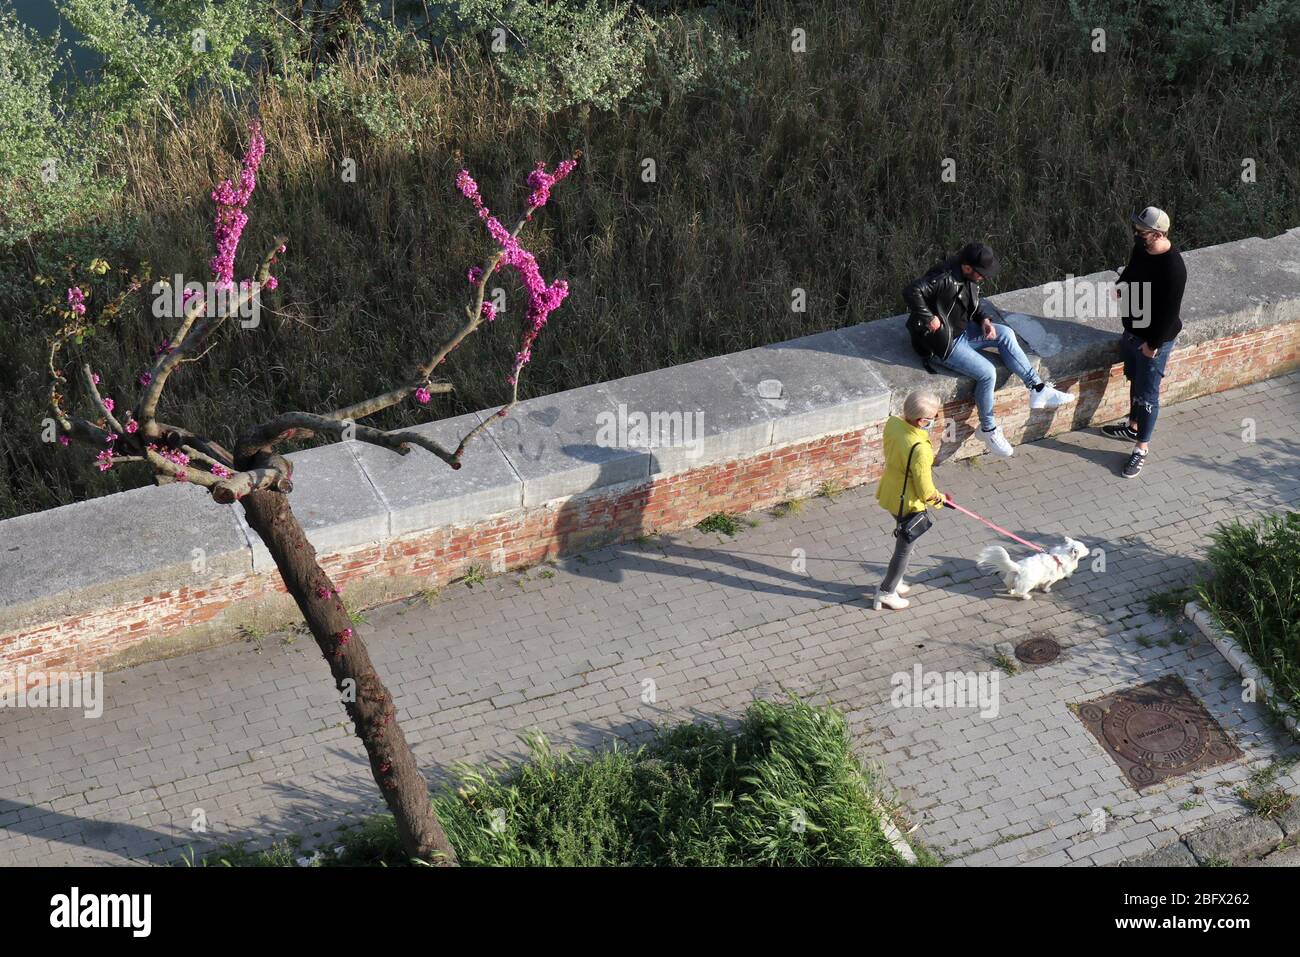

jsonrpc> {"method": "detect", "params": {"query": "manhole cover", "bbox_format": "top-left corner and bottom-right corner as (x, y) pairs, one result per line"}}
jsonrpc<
(1075, 675), (1241, 791)
(1015, 635), (1061, 665)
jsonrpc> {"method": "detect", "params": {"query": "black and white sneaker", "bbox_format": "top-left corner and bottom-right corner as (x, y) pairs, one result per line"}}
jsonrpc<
(1122, 449), (1147, 479)
(1101, 422), (1139, 441)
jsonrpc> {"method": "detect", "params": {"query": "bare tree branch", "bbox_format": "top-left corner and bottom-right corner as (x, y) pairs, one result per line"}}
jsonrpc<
(138, 236), (286, 431)
(81, 364), (126, 434)
(234, 412), (462, 466)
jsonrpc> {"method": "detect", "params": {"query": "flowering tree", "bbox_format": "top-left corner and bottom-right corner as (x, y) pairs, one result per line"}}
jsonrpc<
(44, 121), (579, 865)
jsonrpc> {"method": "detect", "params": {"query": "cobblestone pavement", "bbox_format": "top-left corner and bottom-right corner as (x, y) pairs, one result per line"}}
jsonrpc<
(2, 374), (1298, 866)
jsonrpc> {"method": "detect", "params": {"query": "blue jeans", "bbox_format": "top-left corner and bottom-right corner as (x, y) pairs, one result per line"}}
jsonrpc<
(932, 317), (1041, 430)
(1121, 331), (1173, 443)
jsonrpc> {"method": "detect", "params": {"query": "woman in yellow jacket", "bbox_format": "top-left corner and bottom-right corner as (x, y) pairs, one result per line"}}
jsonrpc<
(873, 390), (950, 610)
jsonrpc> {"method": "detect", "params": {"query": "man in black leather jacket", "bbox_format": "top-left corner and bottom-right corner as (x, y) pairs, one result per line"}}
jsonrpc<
(902, 242), (1074, 457)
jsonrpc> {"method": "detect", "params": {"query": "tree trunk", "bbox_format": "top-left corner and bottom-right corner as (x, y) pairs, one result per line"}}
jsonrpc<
(240, 488), (458, 865)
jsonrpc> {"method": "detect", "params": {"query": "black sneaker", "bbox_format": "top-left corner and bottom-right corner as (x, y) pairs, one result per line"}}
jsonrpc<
(1101, 422), (1139, 441)
(1122, 450), (1147, 479)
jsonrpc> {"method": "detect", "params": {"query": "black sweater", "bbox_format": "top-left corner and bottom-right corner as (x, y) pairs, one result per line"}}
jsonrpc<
(1117, 242), (1186, 348)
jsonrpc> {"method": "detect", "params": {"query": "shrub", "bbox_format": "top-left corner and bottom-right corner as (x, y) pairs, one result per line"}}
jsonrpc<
(0, 9), (119, 246)
(1197, 511), (1300, 713)
(1067, 0), (1300, 84)
(205, 697), (906, 866)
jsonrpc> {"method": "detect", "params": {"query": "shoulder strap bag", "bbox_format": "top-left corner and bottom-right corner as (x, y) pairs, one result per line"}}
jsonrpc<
(894, 441), (934, 544)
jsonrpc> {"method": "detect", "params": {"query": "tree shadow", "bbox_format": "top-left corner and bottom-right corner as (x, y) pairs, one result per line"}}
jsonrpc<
(0, 795), (184, 864)
(1178, 434), (1300, 511)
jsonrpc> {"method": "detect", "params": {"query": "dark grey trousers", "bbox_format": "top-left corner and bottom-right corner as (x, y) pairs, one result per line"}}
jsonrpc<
(880, 516), (917, 595)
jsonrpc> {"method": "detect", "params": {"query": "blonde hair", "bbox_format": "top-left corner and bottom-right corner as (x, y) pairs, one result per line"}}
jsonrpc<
(903, 390), (940, 422)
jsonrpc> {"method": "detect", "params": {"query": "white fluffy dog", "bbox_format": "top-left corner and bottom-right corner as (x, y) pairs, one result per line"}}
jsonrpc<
(977, 539), (1090, 599)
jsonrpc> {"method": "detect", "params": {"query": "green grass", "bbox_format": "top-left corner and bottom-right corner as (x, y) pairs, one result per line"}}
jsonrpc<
(1197, 511), (1300, 716)
(1147, 585), (1194, 619)
(5, 0), (1300, 521)
(818, 481), (844, 501)
(201, 697), (906, 867)
(458, 564), (487, 588)
(696, 512), (743, 537)
(1235, 759), (1298, 820)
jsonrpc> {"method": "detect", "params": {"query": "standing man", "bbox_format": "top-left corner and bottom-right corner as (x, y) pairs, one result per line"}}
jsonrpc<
(903, 241), (1074, 457)
(1100, 207), (1187, 478)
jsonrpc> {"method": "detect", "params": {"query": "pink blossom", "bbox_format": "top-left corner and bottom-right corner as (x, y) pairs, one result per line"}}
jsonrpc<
(103, 397), (115, 413)
(95, 449), (114, 472)
(466, 267), (483, 284)
(263, 275), (279, 291)
(481, 301), (497, 322)
(105, 432), (118, 445)
(209, 122), (267, 289)
(525, 158), (578, 211)
(210, 463), (232, 478)
(414, 387), (431, 404)
(149, 444), (191, 469)
(67, 286), (86, 316)
(125, 419), (139, 434)
(456, 161), (574, 386)
(91, 372), (100, 385)
(58, 435), (70, 447)
(138, 372), (152, 386)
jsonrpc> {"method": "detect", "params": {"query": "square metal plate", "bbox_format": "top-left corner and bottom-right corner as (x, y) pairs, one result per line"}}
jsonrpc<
(1074, 675), (1241, 791)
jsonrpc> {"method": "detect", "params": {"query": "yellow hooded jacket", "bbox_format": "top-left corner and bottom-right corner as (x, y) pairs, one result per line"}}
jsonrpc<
(875, 415), (941, 517)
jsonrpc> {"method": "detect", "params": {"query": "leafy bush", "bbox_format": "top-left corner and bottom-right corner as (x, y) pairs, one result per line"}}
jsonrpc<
(204, 697), (906, 866)
(0, 9), (120, 245)
(1197, 511), (1300, 713)
(436, 0), (748, 116)
(56, 0), (265, 127)
(1067, 0), (1300, 84)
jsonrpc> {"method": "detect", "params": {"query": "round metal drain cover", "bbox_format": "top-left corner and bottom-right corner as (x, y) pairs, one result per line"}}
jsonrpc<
(1014, 636), (1061, 665)
(1074, 675), (1242, 790)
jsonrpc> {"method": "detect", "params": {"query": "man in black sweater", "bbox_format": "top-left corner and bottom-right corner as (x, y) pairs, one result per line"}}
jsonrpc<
(1101, 206), (1187, 478)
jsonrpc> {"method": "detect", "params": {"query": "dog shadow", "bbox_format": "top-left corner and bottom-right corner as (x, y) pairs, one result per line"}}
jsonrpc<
(861, 529), (1209, 623)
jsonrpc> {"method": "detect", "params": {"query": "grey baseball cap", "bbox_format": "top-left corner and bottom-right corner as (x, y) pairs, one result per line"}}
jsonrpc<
(1130, 206), (1171, 233)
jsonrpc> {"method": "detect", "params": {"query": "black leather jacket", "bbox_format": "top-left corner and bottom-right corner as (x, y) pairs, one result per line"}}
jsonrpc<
(902, 256), (991, 370)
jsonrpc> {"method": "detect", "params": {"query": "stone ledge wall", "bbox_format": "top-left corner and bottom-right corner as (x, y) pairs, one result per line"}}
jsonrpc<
(4, 228), (1299, 682)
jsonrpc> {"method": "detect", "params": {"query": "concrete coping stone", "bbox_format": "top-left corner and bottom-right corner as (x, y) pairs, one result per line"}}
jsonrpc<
(3, 229), (1299, 625)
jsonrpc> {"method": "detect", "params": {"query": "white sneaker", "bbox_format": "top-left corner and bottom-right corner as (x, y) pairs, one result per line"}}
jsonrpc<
(873, 592), (910, 611)
(976, 426), (1014, 457)
(896, 582), (911, 596)
(1029, 382), (1076, 410)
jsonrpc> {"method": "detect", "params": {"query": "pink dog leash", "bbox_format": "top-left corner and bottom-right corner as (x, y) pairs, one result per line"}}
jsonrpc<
(945, 497), (1064, 567)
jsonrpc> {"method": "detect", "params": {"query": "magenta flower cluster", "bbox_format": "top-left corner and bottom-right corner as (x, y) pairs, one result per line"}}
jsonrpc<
(525, 159), (578, 212)
(150, 444), (191, 482)
(209, 122), (267, 290)
(456, 160), (576, 385)
(67, 286), (86, 316)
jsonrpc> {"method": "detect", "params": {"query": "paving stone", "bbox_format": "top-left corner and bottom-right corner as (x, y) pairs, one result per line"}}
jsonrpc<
(1185, 815), (1285, 864)
(1120, 840), (1198, 867)
(3, 374), (1300, 865)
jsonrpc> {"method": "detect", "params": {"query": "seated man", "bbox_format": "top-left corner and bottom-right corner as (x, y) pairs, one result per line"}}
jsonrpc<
(902, 241), (1074, 457)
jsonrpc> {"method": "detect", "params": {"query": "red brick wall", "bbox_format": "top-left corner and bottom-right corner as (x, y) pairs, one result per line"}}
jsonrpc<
(3, 320), (1297, 684)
